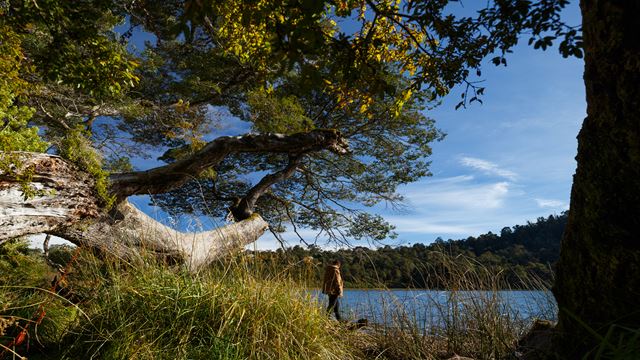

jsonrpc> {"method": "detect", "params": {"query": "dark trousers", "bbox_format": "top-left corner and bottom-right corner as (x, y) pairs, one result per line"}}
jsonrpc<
(326, 294), (341, 320)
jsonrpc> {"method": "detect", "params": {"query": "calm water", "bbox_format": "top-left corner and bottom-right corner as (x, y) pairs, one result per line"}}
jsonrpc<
(311, 289), (557, 328)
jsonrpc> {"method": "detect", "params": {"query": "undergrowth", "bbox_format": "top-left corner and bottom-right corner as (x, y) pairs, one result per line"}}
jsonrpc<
(0, 239), (575, 360)
(0, 240), (357, 360)
(343, 252), (558, 360)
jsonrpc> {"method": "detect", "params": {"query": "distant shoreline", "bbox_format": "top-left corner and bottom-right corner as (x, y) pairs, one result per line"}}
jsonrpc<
(309, 287), (552, 292)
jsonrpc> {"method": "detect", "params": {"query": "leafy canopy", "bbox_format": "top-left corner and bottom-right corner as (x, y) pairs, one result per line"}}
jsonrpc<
(1, 0), (579, 244)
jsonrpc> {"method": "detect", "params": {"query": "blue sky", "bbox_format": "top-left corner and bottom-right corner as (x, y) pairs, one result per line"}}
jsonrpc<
(132, 3), (584, 250)
(263, 40), (585, 249)
(377, 45), (584, 246)
(37, 3), (585, 250)
(263, 4), (586, 249)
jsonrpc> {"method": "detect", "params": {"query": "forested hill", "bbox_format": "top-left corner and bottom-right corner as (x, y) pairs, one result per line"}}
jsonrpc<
(433, 211), (567, 265)
(251, 212), (568, 289)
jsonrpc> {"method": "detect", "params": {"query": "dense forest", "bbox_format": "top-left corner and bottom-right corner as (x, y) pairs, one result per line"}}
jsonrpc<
(249, 212), (567, 289)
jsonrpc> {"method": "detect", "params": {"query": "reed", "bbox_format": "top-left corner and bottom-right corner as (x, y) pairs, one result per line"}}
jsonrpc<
(349, 251), (557, 360)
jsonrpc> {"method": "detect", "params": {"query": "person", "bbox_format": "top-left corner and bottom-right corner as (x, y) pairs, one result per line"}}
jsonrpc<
(322, 259), (344, 321)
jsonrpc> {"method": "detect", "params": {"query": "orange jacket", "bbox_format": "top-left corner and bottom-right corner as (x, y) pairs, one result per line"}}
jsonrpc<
(322, 265), (343, 296)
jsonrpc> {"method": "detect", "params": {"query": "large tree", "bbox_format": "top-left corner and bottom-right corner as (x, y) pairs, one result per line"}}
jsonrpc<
(551, 0), (640, 357)
(0, 0), (579, 260)
(1, 0), (444, 269)
(1, 0), (638, 356)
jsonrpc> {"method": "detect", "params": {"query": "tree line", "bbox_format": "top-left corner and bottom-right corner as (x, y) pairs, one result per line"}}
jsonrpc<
(247, 212), (567, 289)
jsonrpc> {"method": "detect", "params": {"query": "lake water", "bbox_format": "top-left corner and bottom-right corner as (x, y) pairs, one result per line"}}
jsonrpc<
(311, 289), (557, 329)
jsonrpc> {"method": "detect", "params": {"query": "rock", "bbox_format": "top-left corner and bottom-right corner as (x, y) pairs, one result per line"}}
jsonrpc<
(347, 318), (369, 330)
(516, 319), (556, 359)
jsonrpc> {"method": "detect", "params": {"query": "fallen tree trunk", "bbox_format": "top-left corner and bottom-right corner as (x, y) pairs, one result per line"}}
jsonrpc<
(0, 130), (347, 269)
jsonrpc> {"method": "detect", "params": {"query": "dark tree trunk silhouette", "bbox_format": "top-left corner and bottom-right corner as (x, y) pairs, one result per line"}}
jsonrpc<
(552, 0), (640, 356)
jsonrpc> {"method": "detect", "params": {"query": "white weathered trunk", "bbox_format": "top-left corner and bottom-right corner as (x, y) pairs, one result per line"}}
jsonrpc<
(0, 152), (268, 270)
(55, 202), (269, 271)
(0, 153), (99, 242)
(1, 130), (348, 268)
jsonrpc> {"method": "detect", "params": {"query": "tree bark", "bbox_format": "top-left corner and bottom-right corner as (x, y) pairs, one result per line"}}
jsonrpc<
(53, 201), (269, 271)
(0, 153), (99, 243)
(109, 129), (347, 200)
(552, 0), (640, 356)
(0, 130), (347, 270)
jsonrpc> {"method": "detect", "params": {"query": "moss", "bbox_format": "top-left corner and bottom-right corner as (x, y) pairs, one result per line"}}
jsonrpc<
(58, 126), (115, 209)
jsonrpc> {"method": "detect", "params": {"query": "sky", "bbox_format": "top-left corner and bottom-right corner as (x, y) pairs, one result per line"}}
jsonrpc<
(34, 3), (586, 250)
(376, 45), (584, 246)
(263, 41), (585, 249)
(262, 3), (586, 249)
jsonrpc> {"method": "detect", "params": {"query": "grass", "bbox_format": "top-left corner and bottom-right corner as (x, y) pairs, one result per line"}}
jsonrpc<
(1, 239), (561, 360)
(344, 252), (558, 360)
(1, 240), (358, 360)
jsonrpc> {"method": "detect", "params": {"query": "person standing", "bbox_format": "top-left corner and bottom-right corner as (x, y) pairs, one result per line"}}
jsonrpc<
(322, 260), (343, 321)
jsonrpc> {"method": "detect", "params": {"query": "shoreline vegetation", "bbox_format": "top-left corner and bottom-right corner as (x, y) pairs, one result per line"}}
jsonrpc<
(1, 225), (558, 360)
(246, 212), (567, 291)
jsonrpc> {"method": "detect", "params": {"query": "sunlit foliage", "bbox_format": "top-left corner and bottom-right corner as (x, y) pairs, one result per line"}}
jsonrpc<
(1, 0), (580, 242)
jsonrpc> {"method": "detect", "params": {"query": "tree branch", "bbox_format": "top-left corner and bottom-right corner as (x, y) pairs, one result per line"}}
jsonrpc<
(109, 129), (348, 200)
(229, 154), (303, 220)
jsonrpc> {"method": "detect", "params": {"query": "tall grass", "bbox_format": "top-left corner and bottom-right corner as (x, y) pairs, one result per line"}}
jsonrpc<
(349, 252), (557, 360)
(1, 242), (358, 360)
(2, 238), (560, 360)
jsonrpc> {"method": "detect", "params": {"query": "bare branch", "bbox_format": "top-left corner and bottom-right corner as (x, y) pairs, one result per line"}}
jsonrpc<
(229, 154), (303, 220)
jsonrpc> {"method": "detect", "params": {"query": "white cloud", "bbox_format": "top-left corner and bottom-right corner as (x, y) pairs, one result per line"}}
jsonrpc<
(383, 216), (485, 235)
(459, 156), (518, 181)
(535, 198), (568, 209)
(427, 174), (475, 184)
(402, 178), (511, 211)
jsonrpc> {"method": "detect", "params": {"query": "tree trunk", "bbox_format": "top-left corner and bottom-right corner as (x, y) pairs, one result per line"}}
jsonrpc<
(552, 0), (640, 356)
(53, 201), (269, 271)
(0, 152), (268, 270)
(0, 153), (100, 241)
(1, 130), (346, 269)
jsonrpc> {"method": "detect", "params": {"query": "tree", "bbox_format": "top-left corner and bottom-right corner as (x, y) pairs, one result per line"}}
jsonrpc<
(1, 0), (443, 268)
(1, 0), (638, 355)
(551, 1), (640, 356)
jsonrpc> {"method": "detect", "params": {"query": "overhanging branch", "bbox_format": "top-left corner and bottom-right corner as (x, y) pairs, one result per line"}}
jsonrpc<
(229, 154), (303, 220)
(109, 129), (348, 199)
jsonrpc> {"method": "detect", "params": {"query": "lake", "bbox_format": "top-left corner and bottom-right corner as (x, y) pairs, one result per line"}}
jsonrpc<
(311, 289), (557, 329)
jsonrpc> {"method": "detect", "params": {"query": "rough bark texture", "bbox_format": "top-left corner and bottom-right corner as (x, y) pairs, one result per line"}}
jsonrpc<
(53, 202), (268, 271)
(552, 0), (640, 356)
(0, 153), (99, 245)
(1, 130), (345, 269)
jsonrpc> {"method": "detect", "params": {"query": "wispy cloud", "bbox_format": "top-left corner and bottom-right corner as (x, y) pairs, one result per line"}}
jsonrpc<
(459, 156), (517, 181)
(383, 216), (485, 235)
(403, 177), (511, 211)
(535, 198), (568, 209)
